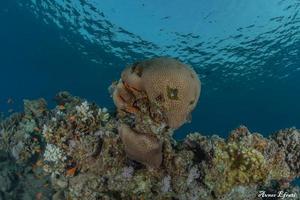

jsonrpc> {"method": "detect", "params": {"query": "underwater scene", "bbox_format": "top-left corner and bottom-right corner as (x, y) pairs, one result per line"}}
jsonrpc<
(0, 0), (300, 199)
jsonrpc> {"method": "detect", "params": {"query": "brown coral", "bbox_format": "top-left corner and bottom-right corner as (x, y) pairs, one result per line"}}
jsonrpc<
(118, 123), (162, 168)
(112, 57), (201, 168)
(117, 57), (201, 129)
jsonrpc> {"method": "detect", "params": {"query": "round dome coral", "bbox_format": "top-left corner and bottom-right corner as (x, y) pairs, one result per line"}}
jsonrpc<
(141, 57), (200, 128)
(121, 57), (201, 129)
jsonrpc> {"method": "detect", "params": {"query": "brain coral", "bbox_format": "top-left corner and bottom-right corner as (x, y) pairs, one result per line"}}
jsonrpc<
(118, 57), (201, 129)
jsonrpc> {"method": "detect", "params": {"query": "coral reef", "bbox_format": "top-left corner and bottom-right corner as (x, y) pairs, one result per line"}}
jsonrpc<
(0, 92), (299, 200)
(0, 150), (53, 200)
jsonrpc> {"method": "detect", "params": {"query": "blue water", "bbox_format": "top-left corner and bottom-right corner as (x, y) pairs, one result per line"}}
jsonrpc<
(0, 0), (300, 139)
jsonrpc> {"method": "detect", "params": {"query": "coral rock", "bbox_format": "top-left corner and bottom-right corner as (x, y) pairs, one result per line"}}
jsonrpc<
(273, 128), (300, 176)
(118, 123), (162, 168)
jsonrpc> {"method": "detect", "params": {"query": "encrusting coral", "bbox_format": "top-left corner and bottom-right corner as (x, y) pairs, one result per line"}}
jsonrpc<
(112, 57), (201, 168)
(0, 58), (299, 199)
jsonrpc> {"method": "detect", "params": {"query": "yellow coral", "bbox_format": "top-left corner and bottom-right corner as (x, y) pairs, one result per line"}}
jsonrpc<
(205, 141), (268, 196)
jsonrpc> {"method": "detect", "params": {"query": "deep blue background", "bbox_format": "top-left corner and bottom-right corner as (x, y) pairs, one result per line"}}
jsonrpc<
(0, 0), (300, 140)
